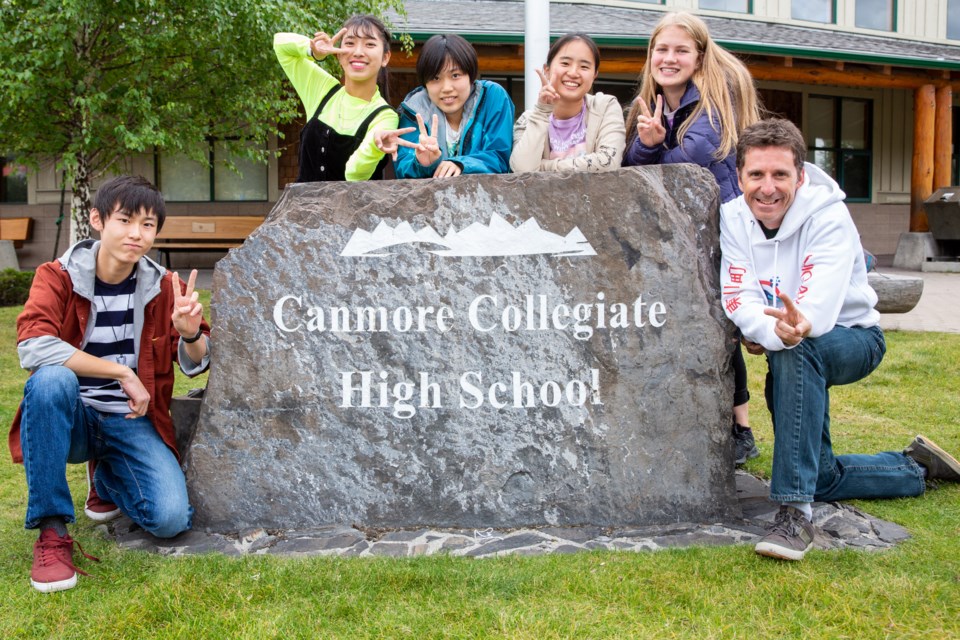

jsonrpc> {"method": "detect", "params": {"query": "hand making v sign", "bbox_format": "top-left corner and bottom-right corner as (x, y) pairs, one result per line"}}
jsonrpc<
(310, 28), (349, 59)
(764, 293), (812, 347)
(171, 269), (207, 361)
(535, 68), (560, 107)
(636, 94), (666, 147)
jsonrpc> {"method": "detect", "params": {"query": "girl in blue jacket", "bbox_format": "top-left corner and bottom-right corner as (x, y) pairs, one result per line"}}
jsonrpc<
(624, 12), (762, 462)
(623, 12), (760, 202)
(375, 34), (515, 178)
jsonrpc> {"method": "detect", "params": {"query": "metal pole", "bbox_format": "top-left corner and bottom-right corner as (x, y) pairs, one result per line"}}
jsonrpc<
(524, 0), (550, 111)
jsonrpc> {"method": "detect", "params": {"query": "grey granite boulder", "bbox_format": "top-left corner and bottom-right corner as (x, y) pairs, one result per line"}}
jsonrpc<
(184, 166), (739, 531)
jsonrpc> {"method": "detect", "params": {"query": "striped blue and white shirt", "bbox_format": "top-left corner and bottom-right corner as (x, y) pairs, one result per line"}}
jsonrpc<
(79, 270), (137, 412)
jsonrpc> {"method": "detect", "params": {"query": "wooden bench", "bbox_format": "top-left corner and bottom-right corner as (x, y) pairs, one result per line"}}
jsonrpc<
(0, 217), (34, 249)
(154, 215), (265, 267)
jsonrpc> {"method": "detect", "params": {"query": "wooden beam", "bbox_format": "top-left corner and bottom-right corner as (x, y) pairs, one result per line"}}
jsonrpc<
(391, 46), (645, 75)
(934, 85), (953, 191)
(747, 60), (950, 90)
(911, 85), (936, 232)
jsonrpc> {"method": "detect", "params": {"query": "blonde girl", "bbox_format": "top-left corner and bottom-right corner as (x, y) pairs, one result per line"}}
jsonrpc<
(624, 11), (759, 202)
(624, 12), (762, 462)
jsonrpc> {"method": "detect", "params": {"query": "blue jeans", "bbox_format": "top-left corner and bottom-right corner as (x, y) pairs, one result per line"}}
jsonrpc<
(765, 325), (925, 503)
(19, 366), (192, 537)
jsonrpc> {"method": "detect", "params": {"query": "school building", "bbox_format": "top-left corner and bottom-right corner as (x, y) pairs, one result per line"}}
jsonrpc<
(3, 0), (960, 269)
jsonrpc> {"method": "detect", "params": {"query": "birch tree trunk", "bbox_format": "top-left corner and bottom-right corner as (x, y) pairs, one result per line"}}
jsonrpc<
(69, 153), (93, 244)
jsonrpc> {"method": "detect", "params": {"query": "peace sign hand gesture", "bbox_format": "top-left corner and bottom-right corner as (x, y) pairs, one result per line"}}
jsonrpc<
(763, 293), (811, 347)
(414, 113), (442, 167)
(171, 269), (203, 340)
(535, 68), (560, 107)
(374, 127), (419, 161)
(310, 28), (348, 60)
(636, 94), (666, 147)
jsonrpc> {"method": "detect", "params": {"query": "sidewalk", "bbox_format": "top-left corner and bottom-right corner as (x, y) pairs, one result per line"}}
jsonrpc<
(191, 267), (959, 333)
(876, 268), (960, 334)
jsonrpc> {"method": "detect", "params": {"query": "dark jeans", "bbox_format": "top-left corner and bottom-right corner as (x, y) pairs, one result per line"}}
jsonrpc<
(764, 325), (925, 503)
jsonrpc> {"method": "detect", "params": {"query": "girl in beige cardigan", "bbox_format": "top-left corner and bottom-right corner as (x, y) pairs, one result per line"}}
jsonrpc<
(510, 33), (626, 173)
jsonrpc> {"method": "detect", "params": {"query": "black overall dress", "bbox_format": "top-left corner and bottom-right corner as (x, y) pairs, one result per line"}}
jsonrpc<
(297, 85), (394, 182)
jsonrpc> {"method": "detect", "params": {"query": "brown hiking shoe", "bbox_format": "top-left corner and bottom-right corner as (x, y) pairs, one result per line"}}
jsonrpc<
(31, 529), (99, 593)
(904, 435), (960, 483)
(85, 460), (121, 522)
(755, 505), (816, 561)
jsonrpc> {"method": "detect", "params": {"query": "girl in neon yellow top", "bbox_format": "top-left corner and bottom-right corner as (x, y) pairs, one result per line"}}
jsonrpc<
(274, 15), (398, 182)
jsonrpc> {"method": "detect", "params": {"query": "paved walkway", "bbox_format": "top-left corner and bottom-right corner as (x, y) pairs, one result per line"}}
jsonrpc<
(877, 268), (960, 334)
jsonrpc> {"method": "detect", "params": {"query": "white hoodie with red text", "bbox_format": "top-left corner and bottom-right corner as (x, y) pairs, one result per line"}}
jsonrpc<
(719, 162), (879, 352)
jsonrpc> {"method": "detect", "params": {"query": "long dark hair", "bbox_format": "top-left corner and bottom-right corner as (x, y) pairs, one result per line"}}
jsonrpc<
(342, 14), (392, 103)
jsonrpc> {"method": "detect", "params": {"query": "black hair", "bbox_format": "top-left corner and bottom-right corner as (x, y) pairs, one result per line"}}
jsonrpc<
(416, 34), (479, 86)
(93, 175), (166, 232)
(546, 32), (601, 71)
(343, 14), (392, 103)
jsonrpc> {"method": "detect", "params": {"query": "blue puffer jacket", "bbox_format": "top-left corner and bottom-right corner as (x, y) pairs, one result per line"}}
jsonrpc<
(394, 80), (514, 178)
(623, 83), (740, 203)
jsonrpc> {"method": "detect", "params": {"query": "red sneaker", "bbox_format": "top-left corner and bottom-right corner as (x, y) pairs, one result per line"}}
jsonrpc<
(85, 460), (121, 522)
(31, 529), (98, 593)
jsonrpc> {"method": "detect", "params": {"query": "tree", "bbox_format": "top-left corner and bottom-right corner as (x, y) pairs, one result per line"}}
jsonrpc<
(0, 0), (404, 241)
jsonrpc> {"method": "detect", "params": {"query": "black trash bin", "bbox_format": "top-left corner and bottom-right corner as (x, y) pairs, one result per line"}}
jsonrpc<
(924, 188), (960, 260)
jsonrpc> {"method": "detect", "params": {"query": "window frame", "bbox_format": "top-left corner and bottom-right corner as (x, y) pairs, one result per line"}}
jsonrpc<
(0, 155), (29, 204)
(854, 0), (897, 32)
(806, 95), (873, 203)
(948, 0), (960, 40)
(156, 138), (269, 203)
(791, 0), (836, 25)
(698, 0), (752, 14)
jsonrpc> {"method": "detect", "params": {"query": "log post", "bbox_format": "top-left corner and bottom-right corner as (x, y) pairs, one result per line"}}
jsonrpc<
(911, 85), (936, 232)
(934, 85), (953, 190)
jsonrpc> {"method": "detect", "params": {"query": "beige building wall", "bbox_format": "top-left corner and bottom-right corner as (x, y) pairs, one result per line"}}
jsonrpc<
(565, 0), (959, 44)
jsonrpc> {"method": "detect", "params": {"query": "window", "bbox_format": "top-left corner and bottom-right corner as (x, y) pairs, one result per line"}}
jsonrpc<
(855, 0), (894, 31)
(792, 0), (833, 23)
(699, 0), (751, 13)
(949, 0), (960, 40)
(807, 96), (872, 201)
(158, 140), (268, 202)
(1, 156), (28, 203)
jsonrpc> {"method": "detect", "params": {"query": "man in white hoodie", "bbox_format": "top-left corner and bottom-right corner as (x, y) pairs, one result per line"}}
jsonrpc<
(720, 119), (960, 561)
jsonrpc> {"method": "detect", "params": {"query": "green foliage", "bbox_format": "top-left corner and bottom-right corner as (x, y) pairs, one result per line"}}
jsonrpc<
(0, 269), (33, 307)
(0, 0), (405, 236)
(0, 316), (957, 637)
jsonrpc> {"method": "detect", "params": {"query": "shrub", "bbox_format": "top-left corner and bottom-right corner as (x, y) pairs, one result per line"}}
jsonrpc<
(0, 268), (33, 307)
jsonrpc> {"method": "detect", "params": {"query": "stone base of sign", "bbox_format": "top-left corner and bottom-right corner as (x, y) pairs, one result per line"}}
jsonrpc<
(185, 167), (740, 532)
(0, 240), (19, 271)
(101, 473), (911, 558)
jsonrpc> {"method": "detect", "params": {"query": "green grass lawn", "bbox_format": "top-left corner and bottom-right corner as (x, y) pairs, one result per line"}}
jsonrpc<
(1, 296), (958, 639)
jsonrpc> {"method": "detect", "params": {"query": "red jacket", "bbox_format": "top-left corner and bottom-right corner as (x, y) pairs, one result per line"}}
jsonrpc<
(10, 253), (209, 463)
